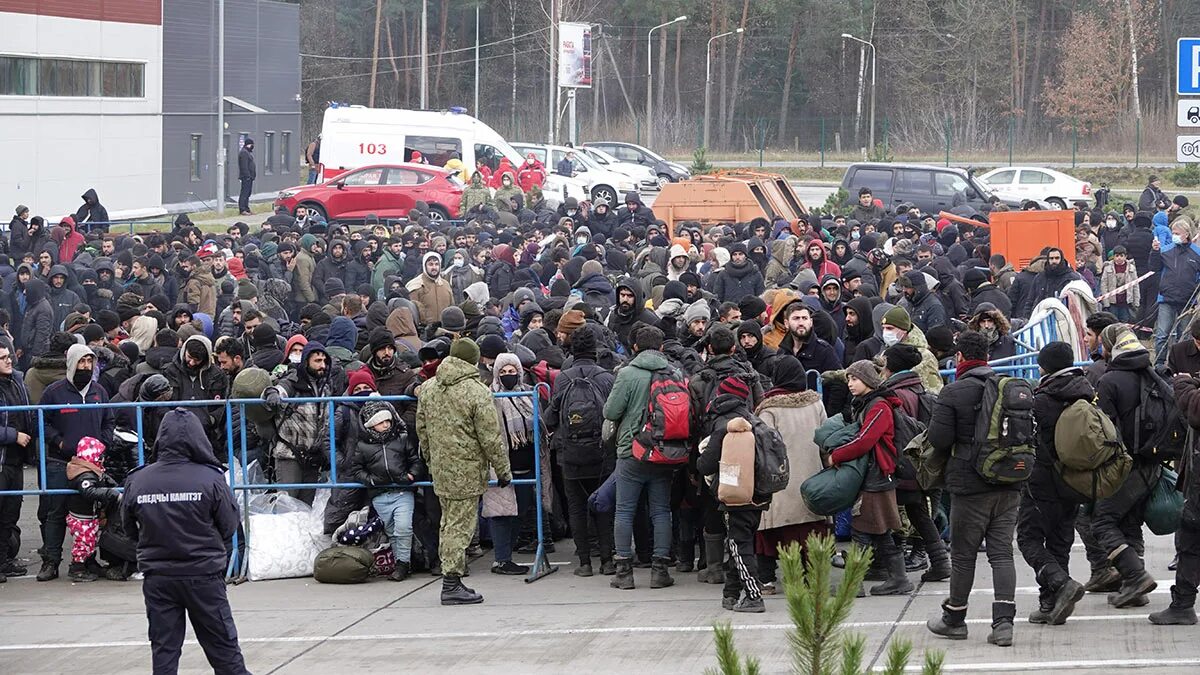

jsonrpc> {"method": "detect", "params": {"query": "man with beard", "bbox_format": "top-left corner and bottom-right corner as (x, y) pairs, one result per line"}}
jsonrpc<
(896, 270), (948, 334)
(37, 344), (115, 581)
(818, 275), (846, 334)
(736, 319), (777, 383)
(411, 252), (453, 327)
(46, 266), (81, 330)
(162, 335), (228, 446)
(263, 342), (335, 504)
(607, 278), (658, 353)
(616, 191), (656, 229)
(1018, 248), (1080, 319)
(842, 297), (876, 367)
(314, 239), (350, 304)
(776, 302), (840, 393)
(712, 244), (765, 304)
(364, 327), (417, 425)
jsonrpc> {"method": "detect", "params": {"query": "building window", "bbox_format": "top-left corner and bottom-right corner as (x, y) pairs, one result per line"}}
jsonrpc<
(281, 131), (292, 173)
(264, 132), (275, 175)
(0, 55), (144, 97)
(190, 134), (202, 182)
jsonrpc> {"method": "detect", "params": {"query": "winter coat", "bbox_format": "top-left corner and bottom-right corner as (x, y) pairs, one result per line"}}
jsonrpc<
(928, 364), (1017, 496)
(161, 336), (228, 442)
(449, 262), (484, 304)
(607, 277), (658, 352)
(764, 238), (798, 288)
(0, 371), (33, 467)
(1100, 259), (1141, 309)
(313, 249), (349, 303)
(121, 410), (238, 577)
(711, 260), (765, 304)
(1021, 264), (1081, 318)
(292, 249), (318, 304)
(347, 406), (425, 497)
(755, 390), (827, 528)
(18, 280), (53, 359)
(829, 390), (903, 492)
(24, 354), (65, 404)
(40, 349), (115, 463)
(183, 266), (217, 317)
(689, 353), (766, 438)
(263, 346), (335, 462)
(66, 456), (121, 517)
(603, 349), (672, 458)
(74, 189), (109, 231)
(485, 260), (516, 300)
(967, 283), (1012, 318)
(1029, 367), (1096, 501)
(900, 285), (947, 334)
(1170, 375), (1200, 539)
(1096, 348), (1156, 456)
(415, 355), (511, 499)
(575, 272), (615, 311)
(544, 358), (615, 479)
(371, 250), (403, 295)
(238, 147), (256, 181)
(410, 273), (453, 327)
(696, 397), (772, 510)
(1150, 241), (1200, 309)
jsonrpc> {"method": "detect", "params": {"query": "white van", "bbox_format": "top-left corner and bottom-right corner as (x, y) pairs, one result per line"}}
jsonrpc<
(317, 105), (586, 206)
(512, 142), (640, 206)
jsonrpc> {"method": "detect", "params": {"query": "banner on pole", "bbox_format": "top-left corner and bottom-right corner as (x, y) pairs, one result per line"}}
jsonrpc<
(559, 22), (592, 88)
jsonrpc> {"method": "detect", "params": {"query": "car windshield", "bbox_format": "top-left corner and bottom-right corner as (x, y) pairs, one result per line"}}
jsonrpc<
(968, 175), (996, 201)
(637, 145), (667, 162)
(587, 148), (620, 164)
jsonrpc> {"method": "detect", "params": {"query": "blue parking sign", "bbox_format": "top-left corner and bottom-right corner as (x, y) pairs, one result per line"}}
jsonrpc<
(1181, 38), (1200, 95)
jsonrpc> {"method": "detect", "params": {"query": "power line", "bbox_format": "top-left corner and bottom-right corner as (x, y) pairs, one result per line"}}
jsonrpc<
(302, 46), (544, 82)
(300, 27), (549, 62)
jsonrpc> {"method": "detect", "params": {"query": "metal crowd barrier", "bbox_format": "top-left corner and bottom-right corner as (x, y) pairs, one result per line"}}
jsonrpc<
(0, 386), (556, 584)
(68, 220), (177, 236)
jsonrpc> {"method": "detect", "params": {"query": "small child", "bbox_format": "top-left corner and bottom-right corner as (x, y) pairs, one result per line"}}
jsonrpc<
(1100, 245), (1140, 323)
(350, 400), (424, 581)
(65, 437), (123, 582)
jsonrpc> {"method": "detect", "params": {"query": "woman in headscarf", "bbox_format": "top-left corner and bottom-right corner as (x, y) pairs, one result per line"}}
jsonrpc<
(482, 353), (541, 575)
(753, 355), (828, 594)
(127, 315), (159, 353)
(386, 306), (422, 355)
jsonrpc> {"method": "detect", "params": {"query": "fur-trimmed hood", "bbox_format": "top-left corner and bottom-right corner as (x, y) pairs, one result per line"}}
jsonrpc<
(755, 390), (821, 413)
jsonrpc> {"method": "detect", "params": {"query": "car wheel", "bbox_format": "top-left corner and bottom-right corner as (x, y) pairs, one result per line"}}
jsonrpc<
(427, 205), (450, 222)
(298, 202), (327, 221)
(1046, 197), (1066, 210)
(657, 173), (673, 188)
(592, 185), (616, 205)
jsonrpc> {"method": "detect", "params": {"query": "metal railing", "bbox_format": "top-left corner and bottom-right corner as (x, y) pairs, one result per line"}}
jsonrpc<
(0, 387), (557, 584)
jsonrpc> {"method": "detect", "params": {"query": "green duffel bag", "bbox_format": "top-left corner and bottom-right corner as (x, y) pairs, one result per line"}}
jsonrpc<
(1145, 466), (1184, 536)
(313, 545), (374, 584)
(800, 454), (870, 516)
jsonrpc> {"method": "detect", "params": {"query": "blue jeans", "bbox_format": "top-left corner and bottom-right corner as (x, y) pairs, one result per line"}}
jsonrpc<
(1154, 303), (1181, 366)
(372, 490), (415, 564)
(307, 168), (319, 184)
(1110, 304), (1135, 323)
(613, 457), (674, 559)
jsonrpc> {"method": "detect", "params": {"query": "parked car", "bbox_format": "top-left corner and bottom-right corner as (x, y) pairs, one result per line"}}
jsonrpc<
(583, 141), (690, 186)
(839, 163), (999, 215)
(512, 142), (638, 206)
(978, 167), (1091, 210)
(273, 163), (462, 222)
(576, 146), (660, 191)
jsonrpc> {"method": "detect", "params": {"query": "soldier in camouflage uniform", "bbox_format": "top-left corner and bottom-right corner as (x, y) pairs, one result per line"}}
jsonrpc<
(493, 173), (524, 213)
(415, 337), (512, 605)
(459, 172), (493, 218)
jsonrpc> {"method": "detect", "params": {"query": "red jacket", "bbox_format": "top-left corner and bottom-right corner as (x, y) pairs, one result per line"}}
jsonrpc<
(57, 217), (85, 263)
(489, 159), (516, 189)
(518, 162), (547, 192)
(830, 394), (900, 477)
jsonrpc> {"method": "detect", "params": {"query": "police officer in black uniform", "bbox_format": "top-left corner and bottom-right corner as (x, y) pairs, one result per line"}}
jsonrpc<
(121, 408), (247, 674)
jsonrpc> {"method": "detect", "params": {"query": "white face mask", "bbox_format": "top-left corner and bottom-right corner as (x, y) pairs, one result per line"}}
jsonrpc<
(882, 329), (901, 347)
(1173, 234), (1185, 245)
(288, 353), (302, 364)
(453, 258), (465, 268)
(1106, 219), (1117, 229)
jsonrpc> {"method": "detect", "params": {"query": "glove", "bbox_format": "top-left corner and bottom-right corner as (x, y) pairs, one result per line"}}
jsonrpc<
(496, 474), (512, 488)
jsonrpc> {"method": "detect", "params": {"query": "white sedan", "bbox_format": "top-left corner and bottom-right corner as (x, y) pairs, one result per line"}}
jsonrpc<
(978, 167), (1091, 210)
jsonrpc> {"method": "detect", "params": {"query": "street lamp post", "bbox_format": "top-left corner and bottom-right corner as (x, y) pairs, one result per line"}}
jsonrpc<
(704, 27), (742, 150)
(841, 33), (876, 151)
(646, 15), (687, 148)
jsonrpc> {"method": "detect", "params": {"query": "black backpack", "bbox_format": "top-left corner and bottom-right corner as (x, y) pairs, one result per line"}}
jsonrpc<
(556, 375), (608, 467)
(892, 407), (927, 482)
(750, 417), (790, 495)
(1133, 368), (1187, 461)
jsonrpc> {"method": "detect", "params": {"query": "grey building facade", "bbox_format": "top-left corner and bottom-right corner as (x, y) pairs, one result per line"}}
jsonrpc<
(162, 0), (302, 209)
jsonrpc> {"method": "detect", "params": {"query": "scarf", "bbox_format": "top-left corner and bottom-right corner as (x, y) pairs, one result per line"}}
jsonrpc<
(492, 384), (534, 452)
(955, 359), (988, 379)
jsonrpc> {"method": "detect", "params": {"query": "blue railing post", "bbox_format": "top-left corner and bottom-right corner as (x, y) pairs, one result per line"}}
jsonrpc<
(134, 405), (145, 465)
(525, 384), (557, 583)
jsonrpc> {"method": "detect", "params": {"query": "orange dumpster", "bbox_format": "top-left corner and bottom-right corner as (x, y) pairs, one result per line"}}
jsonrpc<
(655, 171), (808, 237)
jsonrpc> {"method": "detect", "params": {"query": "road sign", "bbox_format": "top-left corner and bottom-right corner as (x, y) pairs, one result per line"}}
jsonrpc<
(1178, 135), (1200, 163)
(1181, 38), (1200, 95)
(1182, 100), (1200, 127)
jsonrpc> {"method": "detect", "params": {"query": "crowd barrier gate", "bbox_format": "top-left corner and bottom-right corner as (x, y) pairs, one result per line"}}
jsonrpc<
(0, 385), (556, 584)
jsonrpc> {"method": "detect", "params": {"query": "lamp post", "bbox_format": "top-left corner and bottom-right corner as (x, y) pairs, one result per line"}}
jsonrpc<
(704, 27), (742, 150)
(646, 15), (687, 148)
(841, 33), (875, 150)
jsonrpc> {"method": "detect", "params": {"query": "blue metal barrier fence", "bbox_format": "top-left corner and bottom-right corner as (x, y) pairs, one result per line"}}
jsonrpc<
(0, 386), (556, 584)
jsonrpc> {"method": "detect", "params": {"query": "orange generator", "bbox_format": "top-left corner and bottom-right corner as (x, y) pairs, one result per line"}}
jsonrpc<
(940, 209), (1076, 271)
(653, 170), (808, 237)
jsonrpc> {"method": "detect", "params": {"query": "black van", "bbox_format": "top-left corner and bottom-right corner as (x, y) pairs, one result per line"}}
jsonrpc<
(840, 163), (1000, 214)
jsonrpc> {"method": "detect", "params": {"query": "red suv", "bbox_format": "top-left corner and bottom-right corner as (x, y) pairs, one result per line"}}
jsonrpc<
(273, 163), (463, 222)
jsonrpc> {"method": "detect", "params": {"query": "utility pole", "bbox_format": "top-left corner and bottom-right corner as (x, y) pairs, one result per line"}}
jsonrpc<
(216, 0), (225, 215)
(368, 0), (383, 106)
(646, 15), (686, 149)
(474, 4), (480, 114)
(841, 33), (875, 150)
(548, 0), (558, 143)
(419, 0), (428, 108)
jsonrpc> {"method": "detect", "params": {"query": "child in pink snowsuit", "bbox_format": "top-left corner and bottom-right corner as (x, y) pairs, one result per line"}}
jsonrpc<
(65, 437), (121, 582)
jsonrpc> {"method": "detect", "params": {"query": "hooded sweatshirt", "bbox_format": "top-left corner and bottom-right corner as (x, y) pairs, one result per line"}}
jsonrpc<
(41, 344), (115, 461)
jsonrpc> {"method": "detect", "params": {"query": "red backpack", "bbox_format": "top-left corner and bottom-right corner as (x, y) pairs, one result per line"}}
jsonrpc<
(631, 368), (692, 465)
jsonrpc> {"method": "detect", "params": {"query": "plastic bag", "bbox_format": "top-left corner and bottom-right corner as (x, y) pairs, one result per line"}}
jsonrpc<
(246, 489), (333, 581)
(1145, 466), (1184, 536)
(248, 492), (310, 516)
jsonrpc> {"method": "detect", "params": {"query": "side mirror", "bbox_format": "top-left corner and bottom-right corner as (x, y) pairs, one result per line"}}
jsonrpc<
(334, 181), (345, 190)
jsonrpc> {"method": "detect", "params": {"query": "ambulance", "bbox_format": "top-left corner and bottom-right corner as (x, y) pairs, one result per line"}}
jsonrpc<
(317, 105), (586, 207)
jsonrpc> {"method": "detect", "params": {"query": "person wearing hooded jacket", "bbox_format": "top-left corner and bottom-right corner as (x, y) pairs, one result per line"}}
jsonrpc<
(1148, 219), (1200, 367)
(120, 409), (246, 674)
(38, 344), (115, 581)
(1019, 247), (1080, 319)
(11, 215), (47, 262)
(897, 270), (947, 334)
(162, 335), (228, 446)
(18, 278), (53, 369)
(968, 303), (1016, 361)
(74, 188), (109, 232)
(45, 267), (80, 333)
(410, 251), (453, 325)
(264, 341), (335, 505)
(842, 297), (876, 367)
(608, 276), (658, 353)
(486, 244), (518, 300)
(291, 234), (320, 307)
(313, 239), (350, 304)
(616, 191), (656, 229)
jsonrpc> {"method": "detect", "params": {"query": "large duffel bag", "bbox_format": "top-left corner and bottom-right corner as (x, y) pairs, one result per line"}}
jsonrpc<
(313, 545), (374, 584)
(800, 454), (869, 516)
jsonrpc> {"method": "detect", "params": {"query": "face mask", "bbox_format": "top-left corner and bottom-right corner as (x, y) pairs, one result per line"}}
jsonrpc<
(288, 353), (302, 364)
(1173, 234), (1185, 245)
(980, 326), (998, 344)
(577, 237), (588, 245)
(72, 368), (93, 390)
(851, 232), (860, 240)
(567, 209), (577, 217)
(881, 329), (901, 347)
(453, 259), (464, 268)
(498, 373), (520, 390)
(1106, 219), (1117, 229)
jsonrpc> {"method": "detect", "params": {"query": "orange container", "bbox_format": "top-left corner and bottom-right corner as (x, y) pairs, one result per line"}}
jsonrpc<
(985, 210), (1076, 271)
(655, 171), (808, 237)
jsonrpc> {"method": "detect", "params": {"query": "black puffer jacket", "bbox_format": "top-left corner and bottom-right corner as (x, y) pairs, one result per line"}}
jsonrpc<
(711, 260), (765, 303)
(1171, 374), (1200, 542)
(347, 401), (425, 497)
(928, 364), (1018, 496)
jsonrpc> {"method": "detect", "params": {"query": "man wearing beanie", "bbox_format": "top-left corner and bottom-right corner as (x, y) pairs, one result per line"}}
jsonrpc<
(880, 306), (943, 394)
(926, 331), (1018, 646)
(476, 334), (507, 385)
(439, 306), (467, 337)
(1090, 322), (1162, 608)
(737, 295), (768, 325)
(555, 309), (586, 345)
(364, 326), (416, 403)
(416, 338), (512, 605)
(1016, 341), (1091, 626)
(681, 300), (710, 345)
(880, 342), (951, 582)
(603, 325), (679, 591)
(545, 324), (617, 577)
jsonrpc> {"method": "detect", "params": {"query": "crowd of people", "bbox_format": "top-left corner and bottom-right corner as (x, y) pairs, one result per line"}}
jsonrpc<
(0, 169), (1197, 651)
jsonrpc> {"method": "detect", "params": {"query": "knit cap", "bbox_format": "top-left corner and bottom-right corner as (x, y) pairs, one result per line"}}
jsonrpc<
(881, 306), (913, 332)
(450, 338), (480, 365)
(441, 306), (467, 333)
(1037, 341), (1075, 375)
(716, 376), (750, 401)
(884, 344), (922, 374)
(846, 359), (883, 390)
(556, 309), (586, 336)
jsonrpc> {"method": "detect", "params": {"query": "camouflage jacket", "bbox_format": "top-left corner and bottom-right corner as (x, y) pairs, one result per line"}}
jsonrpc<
(415, 355), (511, 499)
(460, 180), (493, 215)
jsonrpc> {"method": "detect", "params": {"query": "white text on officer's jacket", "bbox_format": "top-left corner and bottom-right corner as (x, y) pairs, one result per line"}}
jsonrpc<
(136, 492), (204, 504)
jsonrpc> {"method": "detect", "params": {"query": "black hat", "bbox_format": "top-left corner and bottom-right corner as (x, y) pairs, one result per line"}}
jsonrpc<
(368, 327), (394, 355)
(477, 334), (507, 360)
(570, 323), (598, 358)
(738, 295), (767, 319)
(251, 323), (277, 348)
(1037, 341), (1075, 375)
(440, 306), (467, 333)
(81, 324), (105, 344)
(884, 344), (923, 374)
(95, 310), (120, 333)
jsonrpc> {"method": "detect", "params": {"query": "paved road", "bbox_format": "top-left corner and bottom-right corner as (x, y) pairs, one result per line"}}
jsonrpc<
(0, 468), (1194, 674)
(711, 160), (1179, 169)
